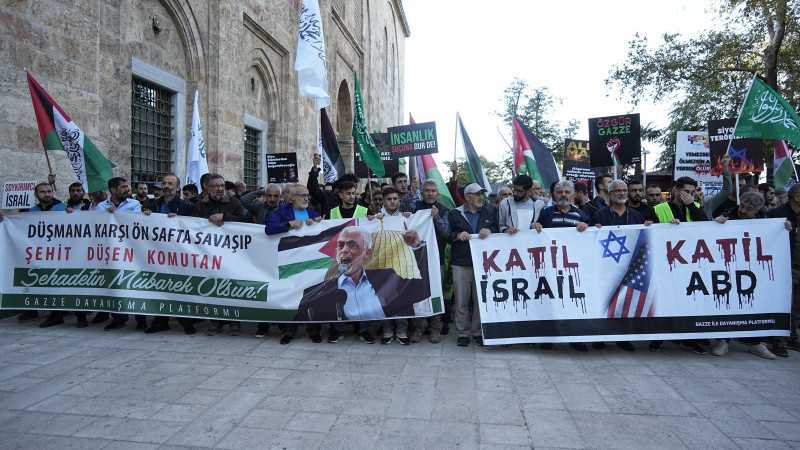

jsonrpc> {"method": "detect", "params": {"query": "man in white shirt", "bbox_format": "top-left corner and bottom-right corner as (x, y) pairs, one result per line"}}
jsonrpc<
(498, 174), (546, 234)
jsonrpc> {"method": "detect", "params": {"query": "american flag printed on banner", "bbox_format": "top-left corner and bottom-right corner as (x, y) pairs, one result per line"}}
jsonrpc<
(606, 230), (655, 318)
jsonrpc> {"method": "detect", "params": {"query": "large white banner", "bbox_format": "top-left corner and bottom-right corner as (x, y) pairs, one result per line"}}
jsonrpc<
(0, 211), (442, 322)
(469, 220), (791, 345)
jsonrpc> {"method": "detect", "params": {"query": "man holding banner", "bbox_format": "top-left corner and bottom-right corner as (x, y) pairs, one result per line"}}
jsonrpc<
(768, 183), (800, 353)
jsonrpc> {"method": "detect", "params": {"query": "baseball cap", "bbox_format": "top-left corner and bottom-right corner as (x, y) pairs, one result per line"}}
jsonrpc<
(464, 183), (487, 195)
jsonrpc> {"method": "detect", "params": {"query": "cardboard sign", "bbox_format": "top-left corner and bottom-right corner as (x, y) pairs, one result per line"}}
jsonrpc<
(675, 131), (723, 198)
(387, 121), (438, 159)
(708, 118), (764, 175)
(355, 133), (399, 178)
(266, 153), (299, 183)
(2, 180), (36, 209)
(588, 113), (641, 167)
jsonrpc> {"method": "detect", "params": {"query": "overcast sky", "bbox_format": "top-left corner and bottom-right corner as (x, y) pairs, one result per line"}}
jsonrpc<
(401, 0), (717, 170)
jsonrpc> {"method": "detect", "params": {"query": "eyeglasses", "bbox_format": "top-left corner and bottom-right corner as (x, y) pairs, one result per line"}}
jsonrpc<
(209, 184), (225, 189)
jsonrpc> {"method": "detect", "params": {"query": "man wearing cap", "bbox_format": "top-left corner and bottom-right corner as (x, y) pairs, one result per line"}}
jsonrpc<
(448, 183), (498, 346)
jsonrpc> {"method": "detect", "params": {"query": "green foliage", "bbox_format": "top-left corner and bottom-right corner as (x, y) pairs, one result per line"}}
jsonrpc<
(495, 78), (579, 178)
(606, 0), (800, 174)
(443, 155), (508, 186)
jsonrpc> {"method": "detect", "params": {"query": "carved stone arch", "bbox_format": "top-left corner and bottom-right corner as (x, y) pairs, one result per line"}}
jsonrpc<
(158, 0), (206, 80)
(246, 48), (281, 154)
(337, 80), (354, 170)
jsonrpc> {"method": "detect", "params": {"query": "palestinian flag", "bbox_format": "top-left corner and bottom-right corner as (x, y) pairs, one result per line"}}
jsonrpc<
(276, 219), (356, 279)
(774, 140), (798, 189)
(512, 116), (561, 193)
(27, 71), (114, 192)
(456, 113), (491, 193)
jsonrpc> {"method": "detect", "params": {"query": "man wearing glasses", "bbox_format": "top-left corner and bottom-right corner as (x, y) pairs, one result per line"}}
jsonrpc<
(498, 174), (546, 235)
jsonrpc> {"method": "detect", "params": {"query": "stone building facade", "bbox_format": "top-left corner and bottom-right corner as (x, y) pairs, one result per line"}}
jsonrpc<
(0, 0), (409, 192)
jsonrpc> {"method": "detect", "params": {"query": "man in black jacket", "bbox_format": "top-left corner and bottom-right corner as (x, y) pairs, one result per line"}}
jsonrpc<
(146, 174), (198, 334)
(448, 183), (498, 346)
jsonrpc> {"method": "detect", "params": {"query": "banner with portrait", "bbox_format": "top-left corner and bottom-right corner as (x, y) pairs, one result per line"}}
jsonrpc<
(0, 211), (443, 322)
(468, 220), (791, 345)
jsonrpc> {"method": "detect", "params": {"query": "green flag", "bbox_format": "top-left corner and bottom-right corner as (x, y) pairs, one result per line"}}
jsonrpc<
(734, 75), (800, 147)
(352, 71), (385, 177)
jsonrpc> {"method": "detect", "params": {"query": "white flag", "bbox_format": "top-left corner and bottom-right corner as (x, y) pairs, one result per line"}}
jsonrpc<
(186, 90), (208, 192)
(295, 0), (330, 110)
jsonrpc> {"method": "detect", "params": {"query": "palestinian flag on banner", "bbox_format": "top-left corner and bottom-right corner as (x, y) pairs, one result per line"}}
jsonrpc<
(276, 219), (356, 279)
(27, 71), (114, 192)
(512, 116), (562, 193)
(455, 113), (491, 194)
(774, 140), (798, 189)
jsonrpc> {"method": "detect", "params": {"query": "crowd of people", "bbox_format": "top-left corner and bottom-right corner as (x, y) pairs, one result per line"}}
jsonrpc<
(2, 154), (798, 360)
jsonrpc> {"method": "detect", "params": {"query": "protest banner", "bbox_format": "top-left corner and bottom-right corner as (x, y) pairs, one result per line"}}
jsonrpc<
(387, 121), (438, 159)
(674, 132), (723, 198)
(0, 210), (442, 322)
(588, 113), (641, 167)
(266, 152), (299, 183)
(469, 220), (790, 345)
(562, 139), (595, 191)
(708, 118), (764, 175)
(2, 181), (36, 210)
(354, 133), (399, 178)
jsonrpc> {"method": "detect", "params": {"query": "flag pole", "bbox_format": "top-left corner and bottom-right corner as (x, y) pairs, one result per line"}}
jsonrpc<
(725, 73), (759, 204)
(26, 68), (57, 189)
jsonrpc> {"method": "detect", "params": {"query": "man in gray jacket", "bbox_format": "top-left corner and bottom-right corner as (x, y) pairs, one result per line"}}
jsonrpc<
(498, 174), (546, 234)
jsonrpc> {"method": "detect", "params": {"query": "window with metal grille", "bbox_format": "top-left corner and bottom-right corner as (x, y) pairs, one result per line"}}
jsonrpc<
(131, 78), (174, 184)
(243, 126), (261, 188)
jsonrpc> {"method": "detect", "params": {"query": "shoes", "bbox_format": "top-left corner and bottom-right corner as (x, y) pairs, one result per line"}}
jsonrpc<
(410, 328), (422, 344)
(328, 330), (342, 343)
(539, 343), (553, 350)
(472, 336), (484, 346)
(76, 317), (88, 328)
(786, 339), (800, 351)
(39, 316), (64, 328)
(144, 324), (171, 334)
(90, 312), (109, 324)
(18, 311), (39, 323)
(206, 322), (222, 336)
(440, 324), (450, 335)
(359, 331), (375, 344)
(616, 341), (636, 352)
(749, 342), (776, 359)
(429, 330), (441, 343)
(457, 336), (470, 347)
(570, 342), (588, 352)
(680, 342), (707, 355)
(380, 336), (393, 345)
(184, 324), (196, 335)
(255, 323), (269, 338)
(229, 322), (241, 336)
(711, 339), (729, 356)
(592, 342), (605, 350)
(104, 319), (126, 331)
(310, 334), (322, 343)
(135, 318), (148, 330)
(398, 336), (410, 345)
(280, 335), (294, 345)
(648, 341), (662, 352)
(772, 343), (789, 357)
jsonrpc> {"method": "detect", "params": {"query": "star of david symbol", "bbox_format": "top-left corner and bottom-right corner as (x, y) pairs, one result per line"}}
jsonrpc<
(598, 230), (630, 263)
(729, 146), (747, 160)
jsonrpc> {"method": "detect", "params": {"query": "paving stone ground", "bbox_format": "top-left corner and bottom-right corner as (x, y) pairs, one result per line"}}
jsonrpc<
(0, 315), (798, 449)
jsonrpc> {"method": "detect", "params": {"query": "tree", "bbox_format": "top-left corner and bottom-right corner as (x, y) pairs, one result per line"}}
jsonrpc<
(496, 78), (579, 179)
(444, 155), (509, 186)
(606, 0), (800, 173)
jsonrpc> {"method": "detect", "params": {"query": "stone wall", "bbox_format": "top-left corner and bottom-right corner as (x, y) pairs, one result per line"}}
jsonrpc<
(0, 0), (408, 195)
